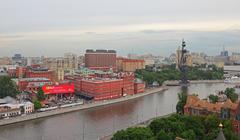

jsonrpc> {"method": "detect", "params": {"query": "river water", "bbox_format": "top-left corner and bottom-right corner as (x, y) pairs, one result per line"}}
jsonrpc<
(0, 83), (233, 140)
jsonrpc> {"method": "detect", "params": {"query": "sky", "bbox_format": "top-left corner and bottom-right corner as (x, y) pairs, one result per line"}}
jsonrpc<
(0, 0), (240, 57)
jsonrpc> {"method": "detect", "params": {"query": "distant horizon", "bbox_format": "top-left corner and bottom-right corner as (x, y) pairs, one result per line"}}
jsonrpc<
(0, 0), (240, 57)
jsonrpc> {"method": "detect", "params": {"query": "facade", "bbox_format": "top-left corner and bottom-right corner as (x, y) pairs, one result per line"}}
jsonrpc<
(134, 82), (145, 94)
(42, 53), (78, 81)
(17, 78), (51, 92)
(16, 66), (27, 78)
(184, 95), (240, 133)
(26, 68), (54, 81)
(85, 49), (117, 71)
(0, 57), (11, 65)
(65, 72), (143, 101)
(22, 102), (34, 114)
(116, 57), (145, 72)
(81, 78), (123, 101)
(0, 102), (34, 118)
(0, 105), (21, 118)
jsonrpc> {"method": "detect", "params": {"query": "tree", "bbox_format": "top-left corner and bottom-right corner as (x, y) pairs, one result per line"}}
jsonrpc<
(176, 92), (187, 114)
(180, 129), (196, 140)
(224, 88), (238, 102)
(37, 88), (45, 101)
(34, 100), (42, 110)
(156, 130), (172, 140)
(0, 76), (19, 98)
(111, 127), (154, 140)
(208, 94), (218, 103)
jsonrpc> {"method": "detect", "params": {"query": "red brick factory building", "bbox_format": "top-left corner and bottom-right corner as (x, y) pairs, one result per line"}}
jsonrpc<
(85, 49), (117, 71)
(65, 72), (145, 101)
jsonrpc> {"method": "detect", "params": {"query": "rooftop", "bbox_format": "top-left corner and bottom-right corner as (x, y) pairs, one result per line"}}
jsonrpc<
(185, 95), (238, 113)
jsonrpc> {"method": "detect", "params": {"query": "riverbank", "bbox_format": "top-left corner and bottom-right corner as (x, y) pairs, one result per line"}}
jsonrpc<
(0, 86), (168, 126)
(164, 80), (224, 86)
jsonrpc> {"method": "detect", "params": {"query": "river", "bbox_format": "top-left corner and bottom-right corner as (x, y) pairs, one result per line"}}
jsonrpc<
(0, 83), (234, 140)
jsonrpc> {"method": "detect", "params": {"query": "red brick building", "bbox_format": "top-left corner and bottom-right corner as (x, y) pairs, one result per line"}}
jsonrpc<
(85, 49), (116, 71)
(26, 69), (54, 81)
(134, 83), (145, 94)
(81, 78), (123, 101)
(118, 72), (135, 95)
(64, 72), (144, 101)
(17, 78), (51, 92)
(16, 66), (27, 78)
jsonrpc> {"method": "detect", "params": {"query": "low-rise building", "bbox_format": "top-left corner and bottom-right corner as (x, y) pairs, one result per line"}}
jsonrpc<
(184, 95), (240, 133)
(0, 101), (34, 118)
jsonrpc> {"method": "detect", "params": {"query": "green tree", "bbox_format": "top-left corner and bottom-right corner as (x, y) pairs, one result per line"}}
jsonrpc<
(156, 130), (172, 140)
(208, 94), (219, 103)
(224, 88), (238, 102)
(180, 129), (196, 140)
(0, 76), (19, 98)
(37, 88), (45, 101)
(176, 92), (187, 114)
(111, 127), (154, 140)
(34, 100), (42, 110)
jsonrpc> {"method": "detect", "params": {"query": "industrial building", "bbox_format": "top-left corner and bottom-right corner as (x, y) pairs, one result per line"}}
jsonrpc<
(85, 49), (117, 71)
(16, 77), (52, 92)
(65, 72), (144, 101)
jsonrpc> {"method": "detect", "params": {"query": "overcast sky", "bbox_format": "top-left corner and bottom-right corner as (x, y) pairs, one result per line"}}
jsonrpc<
(0, 0), (240, 57)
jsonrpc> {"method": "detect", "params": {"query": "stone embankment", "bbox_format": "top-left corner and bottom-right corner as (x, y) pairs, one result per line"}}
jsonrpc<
(164, 80), (224, 86)
(0, 86), (168, 126)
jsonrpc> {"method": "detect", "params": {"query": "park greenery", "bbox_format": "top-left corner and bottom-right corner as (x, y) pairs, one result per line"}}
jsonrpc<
(135, 64), (224, 86)
(0, 76), (19, 98)
(111, 114), (238, 140)
(33, 88), (46, 110)
(176, 91), (187, 114)
(37, 88), (46, 101)
(224, 88), (238, 103)
(208, 87), (238, 103)
(33, 100), (42, 110)
(208, 94), (219, 103)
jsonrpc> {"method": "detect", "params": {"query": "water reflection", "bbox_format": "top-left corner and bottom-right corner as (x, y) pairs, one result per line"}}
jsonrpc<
(0, 83), (234, 140)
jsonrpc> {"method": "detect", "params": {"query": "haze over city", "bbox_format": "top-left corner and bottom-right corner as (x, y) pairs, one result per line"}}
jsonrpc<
(1, 0), (240, 57)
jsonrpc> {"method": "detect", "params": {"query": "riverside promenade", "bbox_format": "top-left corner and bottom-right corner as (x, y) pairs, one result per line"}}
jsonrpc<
(0, 86), (168, 126)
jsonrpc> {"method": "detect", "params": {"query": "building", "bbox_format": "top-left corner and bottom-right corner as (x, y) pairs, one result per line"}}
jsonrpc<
(134, 82), (145, 94)
(230, 52), (240, 64)
(42, 83), (75, 101)
(116, 57), (145, 72)
(12, 54), (26, 66)
(184, 95), (240, 133)
(0, 100), (34, 118)
(0, 57), (11, 65)
(118, 72), (135, 95)
(65, 71), (143, 101)
(26, 67), (54, 81)
(16, 66), (27, 78)
(22, 102), (34, 114)
(81, 78), (123, 101)
(0, 104), (21, 118)
(16, 78), (51, 92)
(85, 49), (117, 71)
(42, 53), (78, 81)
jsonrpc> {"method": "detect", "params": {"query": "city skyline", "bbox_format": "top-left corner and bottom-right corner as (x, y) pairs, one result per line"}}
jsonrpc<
(0, 0), (240, 57)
